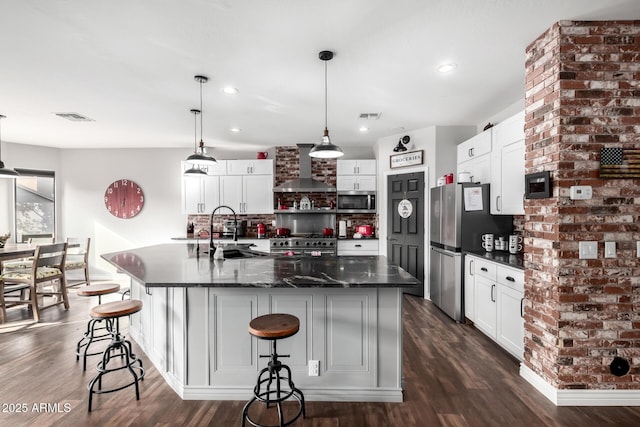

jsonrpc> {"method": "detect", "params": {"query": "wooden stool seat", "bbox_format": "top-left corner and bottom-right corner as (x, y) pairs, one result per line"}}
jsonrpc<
(77, 283), (121, 297)
(248, 313), (299, 339)
(90, 300), (142, 319)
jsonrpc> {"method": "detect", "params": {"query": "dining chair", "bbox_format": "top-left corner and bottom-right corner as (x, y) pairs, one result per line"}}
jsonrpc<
(64, 237), (90, 287)
(0, 242), (69, 322)
(1, 235), (56, 271)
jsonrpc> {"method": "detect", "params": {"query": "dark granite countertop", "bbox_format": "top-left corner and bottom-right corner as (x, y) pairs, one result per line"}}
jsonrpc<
(464, 249), (524, 270)
(101, 243), (420, 289)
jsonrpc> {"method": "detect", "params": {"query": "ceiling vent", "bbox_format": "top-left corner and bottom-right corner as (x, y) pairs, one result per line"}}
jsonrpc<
(358, 112), (381, 120)
(54, 112), (94, 122)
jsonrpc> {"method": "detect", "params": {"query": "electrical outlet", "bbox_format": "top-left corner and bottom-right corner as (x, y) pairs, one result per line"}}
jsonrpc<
(308, 360), (319, 376)
(605, 241), (616, 258)
(578, 241), (598, 259)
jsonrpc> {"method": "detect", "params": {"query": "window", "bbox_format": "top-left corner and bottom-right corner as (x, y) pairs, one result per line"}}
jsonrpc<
(14, 169), (55, 243)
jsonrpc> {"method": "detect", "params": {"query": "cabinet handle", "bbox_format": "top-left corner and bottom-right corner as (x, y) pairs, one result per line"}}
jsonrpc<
(491, 284), (495, 302)
(470, 259), (474, 276)
(505, 276), (515, 282)
(520, 297), (524, 318)
(481, 267), (488, 272)
(496, 195), (501, 212)
(145, 287), (152, 296)
(355, 244), (362, 248)
(468, 148), (473, 158)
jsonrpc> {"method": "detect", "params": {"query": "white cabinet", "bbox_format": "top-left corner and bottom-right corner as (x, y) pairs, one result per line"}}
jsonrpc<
(469, 256), (524, 360)
(220, 174), (273, 214)
(473, 258), (498, 339)
(337, 159), (376, 176)
(226, 159), (274, 175)
(464, 255), (477, 321)
(337, 239), (379, 256)
(337, 175), (377, 192)
(337, 159), (377, 191)
(490, 111), (525, 215)
(182, 160), (273, 215)
(182, 175), (220, 214)
(456, 130), (492, 184)
(495, 265), (525, 359)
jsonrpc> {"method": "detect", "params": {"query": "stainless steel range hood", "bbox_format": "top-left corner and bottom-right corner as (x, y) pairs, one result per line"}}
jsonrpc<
(273, 144), (336, 193)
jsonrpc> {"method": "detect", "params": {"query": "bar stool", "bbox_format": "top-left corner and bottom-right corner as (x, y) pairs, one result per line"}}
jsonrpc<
(75, 283), (121, 371)
(242, 313), (305, 427)
(87, 299), (145, 412)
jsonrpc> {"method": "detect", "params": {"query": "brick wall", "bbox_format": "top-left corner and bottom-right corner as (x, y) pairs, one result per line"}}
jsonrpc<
(524, 21), (640, 390)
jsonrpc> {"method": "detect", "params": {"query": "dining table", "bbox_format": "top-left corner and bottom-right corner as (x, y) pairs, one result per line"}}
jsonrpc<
(0, 243), (38, 263)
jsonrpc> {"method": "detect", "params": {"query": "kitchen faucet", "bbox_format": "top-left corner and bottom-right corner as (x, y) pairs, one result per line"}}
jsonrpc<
(210, 205), (238, 253)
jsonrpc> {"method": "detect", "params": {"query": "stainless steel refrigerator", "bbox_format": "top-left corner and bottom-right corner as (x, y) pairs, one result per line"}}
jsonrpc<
(429, 183), (513, 322)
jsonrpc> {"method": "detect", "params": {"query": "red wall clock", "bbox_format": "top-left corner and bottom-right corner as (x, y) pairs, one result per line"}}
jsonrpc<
(104, 179), (145, 219)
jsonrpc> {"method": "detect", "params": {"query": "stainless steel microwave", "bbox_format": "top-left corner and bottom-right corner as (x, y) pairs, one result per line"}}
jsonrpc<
(337, 192), (376, 213)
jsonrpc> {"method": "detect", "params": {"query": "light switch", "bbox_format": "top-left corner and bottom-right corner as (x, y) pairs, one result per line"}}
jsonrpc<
(605, 241), (616, 258)
(579, 241), (598, 259)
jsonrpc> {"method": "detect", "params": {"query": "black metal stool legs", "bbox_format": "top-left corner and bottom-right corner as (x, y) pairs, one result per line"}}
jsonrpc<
(242, 339), (305, 427)
(75, 317), (113, 371)
(87, 317), (145, 412)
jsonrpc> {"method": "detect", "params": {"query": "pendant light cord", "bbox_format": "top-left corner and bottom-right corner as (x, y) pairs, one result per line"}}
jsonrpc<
(199, 79), (204, 147)
(324, 60), (328, 130)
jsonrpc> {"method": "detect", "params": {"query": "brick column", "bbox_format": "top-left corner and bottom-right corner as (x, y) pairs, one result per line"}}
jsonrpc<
(524, 21), (640, 391)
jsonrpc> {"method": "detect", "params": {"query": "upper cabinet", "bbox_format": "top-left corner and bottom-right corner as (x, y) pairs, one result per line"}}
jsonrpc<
(337, 159), (377, 191)
(490, 111), (525, 215)
(455, 110), (525, 216)
(181, 159), (274, 215)
(337, 159), (377, 176)
(456, 130), (492, 185)
(226, 159), (274, 175)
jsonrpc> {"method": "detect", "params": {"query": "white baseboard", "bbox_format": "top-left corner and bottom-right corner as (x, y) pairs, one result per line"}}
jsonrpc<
(520, 364), (640, 406)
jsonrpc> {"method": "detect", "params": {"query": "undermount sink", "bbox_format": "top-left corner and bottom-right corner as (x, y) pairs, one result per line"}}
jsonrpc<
(221, 248), (268, 258)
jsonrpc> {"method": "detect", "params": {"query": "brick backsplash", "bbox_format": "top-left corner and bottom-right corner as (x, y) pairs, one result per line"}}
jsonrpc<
(524, 21), (640, 390)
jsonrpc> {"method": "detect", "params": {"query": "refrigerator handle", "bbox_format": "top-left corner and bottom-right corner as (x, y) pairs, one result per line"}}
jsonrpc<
(491, 284), (496, 302)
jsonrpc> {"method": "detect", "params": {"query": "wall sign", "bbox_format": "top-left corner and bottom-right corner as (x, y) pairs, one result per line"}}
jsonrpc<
(397, 199), (413, 218)
(390, 150), (423, 169)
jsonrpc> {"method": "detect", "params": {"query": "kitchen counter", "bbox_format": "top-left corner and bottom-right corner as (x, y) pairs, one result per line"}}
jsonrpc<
(100, 243), (418, 403)
(102, 243), (418, 288)
(464, 249), (524, 270)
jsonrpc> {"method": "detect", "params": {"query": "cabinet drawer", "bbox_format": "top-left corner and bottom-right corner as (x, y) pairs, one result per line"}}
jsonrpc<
(474, 258), (497, 278)
(496, 266), (524, 293)
(337, 240), (378, 256)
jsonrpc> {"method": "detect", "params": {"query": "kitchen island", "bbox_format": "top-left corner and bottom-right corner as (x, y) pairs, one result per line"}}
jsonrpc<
(101, 243), (420, 402)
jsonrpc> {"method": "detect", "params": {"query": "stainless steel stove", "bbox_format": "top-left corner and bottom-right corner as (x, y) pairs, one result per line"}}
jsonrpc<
(270, 236), (337, 256)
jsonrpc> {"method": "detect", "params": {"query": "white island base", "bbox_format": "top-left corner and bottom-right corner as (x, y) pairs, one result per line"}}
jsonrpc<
(128, 281), (404, 402)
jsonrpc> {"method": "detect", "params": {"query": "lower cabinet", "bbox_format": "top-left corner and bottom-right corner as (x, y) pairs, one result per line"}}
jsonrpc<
(337, 239), (379, 256)
(466, 254), (524, 360)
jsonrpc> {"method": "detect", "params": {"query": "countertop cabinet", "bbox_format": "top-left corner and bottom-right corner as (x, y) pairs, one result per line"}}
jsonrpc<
(467, 254), (524, 360)
(182, 161), (227, 214)
(337, 159), (377, 191)
(456, 130), (492, 184)
(490, 111), (525, 215)
(337, 239), (379, 256)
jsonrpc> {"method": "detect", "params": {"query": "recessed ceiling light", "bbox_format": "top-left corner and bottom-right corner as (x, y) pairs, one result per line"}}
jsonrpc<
(222, 86), (239, 95)
(359, 126), (369, 132)
(230, 127), (241, 133)
(437, 63), (457, 73)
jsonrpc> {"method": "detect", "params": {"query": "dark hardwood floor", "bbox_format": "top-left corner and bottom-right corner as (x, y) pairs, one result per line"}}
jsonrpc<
(1, 288), (639, 426)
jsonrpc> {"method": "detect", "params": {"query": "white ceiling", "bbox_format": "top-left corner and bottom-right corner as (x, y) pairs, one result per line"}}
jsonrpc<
(0, 0), (639, 151)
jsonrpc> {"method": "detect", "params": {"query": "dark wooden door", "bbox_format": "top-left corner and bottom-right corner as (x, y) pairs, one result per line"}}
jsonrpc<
(387, 172), (424, 297)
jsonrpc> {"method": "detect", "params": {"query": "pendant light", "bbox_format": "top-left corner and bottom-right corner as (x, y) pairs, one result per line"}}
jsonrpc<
(309, 50), (344, 159)
(0, 115), (19, 178)
(184, 109), (207, 176)
(185, 75), (216, 166)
